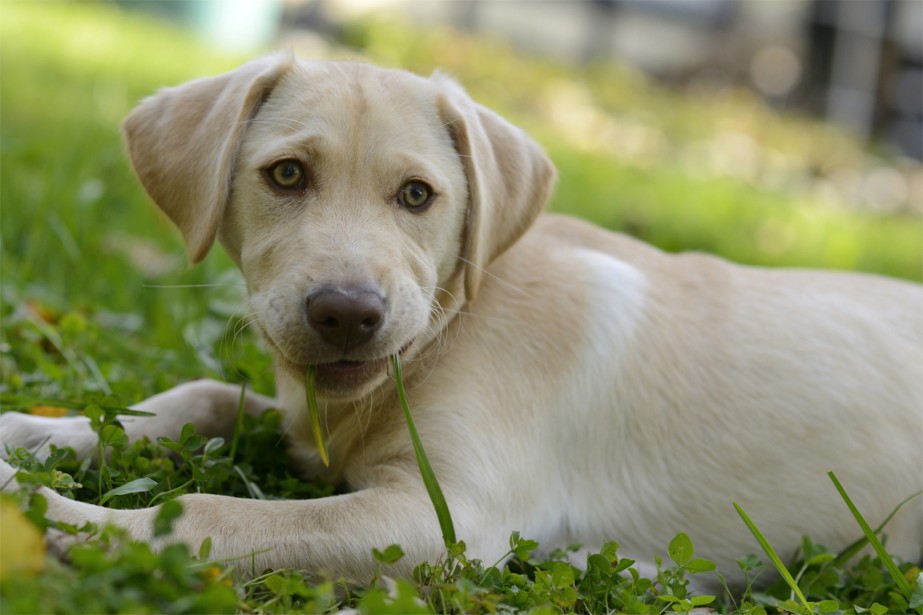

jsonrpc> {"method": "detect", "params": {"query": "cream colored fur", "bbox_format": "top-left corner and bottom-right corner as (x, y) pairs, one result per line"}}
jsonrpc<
(2, 56), (920, 587)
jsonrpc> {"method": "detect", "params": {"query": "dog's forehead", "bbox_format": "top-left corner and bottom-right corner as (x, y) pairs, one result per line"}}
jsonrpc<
(251, 61), (442, 142)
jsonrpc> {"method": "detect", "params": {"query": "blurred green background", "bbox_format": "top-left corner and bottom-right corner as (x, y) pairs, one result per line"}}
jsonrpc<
(1, 1), (920, 403)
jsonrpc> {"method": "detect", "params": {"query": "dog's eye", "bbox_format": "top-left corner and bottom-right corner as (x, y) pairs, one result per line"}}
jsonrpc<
(398, 181), (433, 210)
(266, 160), (306, 191)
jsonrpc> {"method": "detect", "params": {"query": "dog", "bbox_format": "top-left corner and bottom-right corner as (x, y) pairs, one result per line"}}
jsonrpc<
(2, 55), (921, 587)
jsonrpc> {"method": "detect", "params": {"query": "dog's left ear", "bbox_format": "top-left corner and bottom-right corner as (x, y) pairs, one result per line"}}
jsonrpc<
(436, 77), (556, 302)
(123, 54), (294, 263)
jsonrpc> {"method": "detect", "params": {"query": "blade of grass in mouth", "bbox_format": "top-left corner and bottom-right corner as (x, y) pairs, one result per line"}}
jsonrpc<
(391, 354), (457, 546)
(304, 364), (330, 467)
(304, 357), (456, 546)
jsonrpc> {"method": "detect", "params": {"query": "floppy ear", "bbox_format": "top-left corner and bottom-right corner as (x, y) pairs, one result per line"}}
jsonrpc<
(436, 78), (556, 302)
(122, 54), (294, 263)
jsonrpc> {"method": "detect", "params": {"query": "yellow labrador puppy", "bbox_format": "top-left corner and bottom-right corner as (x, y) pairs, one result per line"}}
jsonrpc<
(2, 55), (920, 586)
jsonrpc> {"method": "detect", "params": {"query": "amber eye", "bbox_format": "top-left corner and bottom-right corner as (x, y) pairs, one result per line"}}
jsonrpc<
(267, 160), (306, 191)
(398, 181), (433, 209)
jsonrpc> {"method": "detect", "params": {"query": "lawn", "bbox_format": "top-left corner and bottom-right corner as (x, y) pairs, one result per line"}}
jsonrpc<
(1, 2), (920, 613)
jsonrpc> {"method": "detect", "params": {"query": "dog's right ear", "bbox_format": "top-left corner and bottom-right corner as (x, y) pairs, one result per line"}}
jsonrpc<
(122, 54), (294, 264)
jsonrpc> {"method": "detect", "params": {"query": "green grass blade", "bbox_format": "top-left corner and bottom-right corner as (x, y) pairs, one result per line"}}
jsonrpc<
(99, 477), (157, 506)
(833, 489), (922, 568)
(734, 502), (810, 610)
(304, 365), (330, 467)
(827, 471), (913, 600)
(228, 383), (247, 460)
(391, 354), (457, 547)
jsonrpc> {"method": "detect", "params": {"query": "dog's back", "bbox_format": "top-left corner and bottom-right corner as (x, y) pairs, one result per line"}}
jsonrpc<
(460, 213), (922, 579)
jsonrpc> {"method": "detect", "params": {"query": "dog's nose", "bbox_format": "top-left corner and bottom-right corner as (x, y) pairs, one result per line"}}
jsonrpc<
(305, 286), (386, 351)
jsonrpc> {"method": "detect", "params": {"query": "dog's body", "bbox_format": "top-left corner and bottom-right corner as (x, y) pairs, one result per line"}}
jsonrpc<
(2, 56), (921, 586)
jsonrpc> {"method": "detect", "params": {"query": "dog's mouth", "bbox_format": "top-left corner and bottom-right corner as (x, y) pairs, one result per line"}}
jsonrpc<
(313, 357), (387, 392)
(257, 319), (416, 399)
(289, 341), (414, 399)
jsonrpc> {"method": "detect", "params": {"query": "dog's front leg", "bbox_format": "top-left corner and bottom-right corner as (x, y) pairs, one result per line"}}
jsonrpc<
(0, 380), (276, 461)
(160, 487), (447, 580)
(0, 456), (444, 582)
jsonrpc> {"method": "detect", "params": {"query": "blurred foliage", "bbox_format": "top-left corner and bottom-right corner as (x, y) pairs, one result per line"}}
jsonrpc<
(1, 1), (258, 401)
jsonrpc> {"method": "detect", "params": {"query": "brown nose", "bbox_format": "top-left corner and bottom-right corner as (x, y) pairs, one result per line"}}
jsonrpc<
(305, 285), (386, 351)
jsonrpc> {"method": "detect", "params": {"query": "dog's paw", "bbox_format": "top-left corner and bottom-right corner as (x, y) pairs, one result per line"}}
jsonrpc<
(0, 412), (97, 460)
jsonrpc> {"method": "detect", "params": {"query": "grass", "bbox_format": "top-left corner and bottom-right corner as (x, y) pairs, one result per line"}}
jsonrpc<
(304, 366), (330, 468)
(1, 2), (921, 613)
(390, 354), (456, 548)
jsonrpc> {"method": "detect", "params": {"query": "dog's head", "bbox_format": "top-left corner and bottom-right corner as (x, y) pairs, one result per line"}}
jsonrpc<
(123, 55), (555, 400)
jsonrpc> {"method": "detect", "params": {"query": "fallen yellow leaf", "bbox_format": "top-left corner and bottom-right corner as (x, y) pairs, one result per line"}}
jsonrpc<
(0, 497), (45, 579)
(30, 406), (70, 418)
